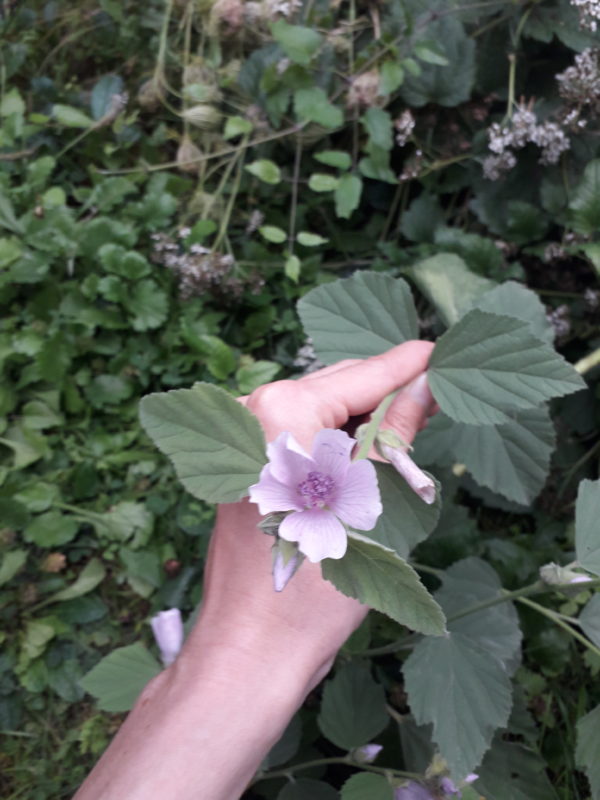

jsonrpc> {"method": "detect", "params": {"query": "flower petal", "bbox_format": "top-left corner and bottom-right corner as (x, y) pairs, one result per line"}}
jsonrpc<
(329, 458), (382, 530)
(279, 509), (348, 563)
(266, 431), (314, 486)
(248, 464), (304, 514)
(311, 428), (355, 483)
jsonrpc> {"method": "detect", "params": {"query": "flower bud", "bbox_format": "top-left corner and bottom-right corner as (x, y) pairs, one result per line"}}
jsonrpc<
(351, 743), (383, 764)
(272, 538), (304, 592)
(182, 104), (222, 129)
(540, 562), (593, 586)
(150, 608), (184, 667)
(381, 445), (436, 505)
(176, 136), (203, 174)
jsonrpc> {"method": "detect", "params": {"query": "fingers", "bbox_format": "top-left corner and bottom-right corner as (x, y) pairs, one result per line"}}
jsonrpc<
(379, 373), (435, 447)
(303, 340), (434, 423)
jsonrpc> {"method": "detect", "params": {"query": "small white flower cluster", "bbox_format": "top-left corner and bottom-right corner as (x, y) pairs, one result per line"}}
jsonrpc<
(483, 105), (570, 180)
(546, 304), (571, 342)
(394, 110), (416, 147)
(556, 48), (600, 114)
(399, 148), (424, 182)
(293, 338), (324, 374)
(151, 233), (264, 300)
(570, 0), (600, 31)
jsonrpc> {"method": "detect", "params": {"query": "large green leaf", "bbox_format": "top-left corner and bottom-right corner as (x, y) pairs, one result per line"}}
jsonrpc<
(417, 407), (555, 506)
(410, 253), (495, 327)
(474, 282), (554, 344)
(294, 87), (343, 129)
(575, 479), (600, 576)
(475, 738), (559, 800)
(367, 462), (441, 558)
(271, 20), (322, 65)
(437, 558), (522, 673)
(569, 159), (600, 235)
(79, 643), (161, 712)
(139, 384), (267, 503)
(318, 662), (388, 750)
(44, 558), (105, 605)
(428, 310), (585, 425)
(576, 704), (600, 800)
(579, 594), (600, 649)
(297, 272), (418, 364)
(322, 533), (446, 636)
(400, 16), (475, 107)
(403, 632), (513, 779)
(341, 773), (394, 800)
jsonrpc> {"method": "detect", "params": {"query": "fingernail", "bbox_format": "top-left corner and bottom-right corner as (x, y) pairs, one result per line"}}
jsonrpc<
(404, 373), (433, 408)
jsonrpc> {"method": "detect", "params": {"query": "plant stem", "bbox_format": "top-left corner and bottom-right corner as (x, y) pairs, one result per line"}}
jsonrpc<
(517, 596), (600, 659)
(213, 137), (248, 250)
(446, 580), (545, 623)
(574, 346), (600, 375)
(288, 136), (303, 253)
(354, 391), (398, 460)
(250, 756), (422, 786)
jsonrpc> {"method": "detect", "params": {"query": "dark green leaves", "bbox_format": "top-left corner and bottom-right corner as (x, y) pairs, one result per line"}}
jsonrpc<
(294, 88), (343, 129)
(570, 160), (600, 235)
(322, 533), (446, 636)
(297, 272), (418, 364)
(271, 20), (322, 65)
(139, 383), (267, 503)
(576, 704), (600, 799)
(429, 310), (585, 425)
(318, 662), (388, 749)
(341, 773), (393, 800)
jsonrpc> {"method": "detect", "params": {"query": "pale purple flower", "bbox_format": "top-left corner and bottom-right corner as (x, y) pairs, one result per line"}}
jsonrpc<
(395, 783), (435, 800)
(382, 445), (436, 504)
(352, 743), (383, 763)
(439, 777), (460, 796)
(150, 608), (184, 667)
(249, 429), (382, 563)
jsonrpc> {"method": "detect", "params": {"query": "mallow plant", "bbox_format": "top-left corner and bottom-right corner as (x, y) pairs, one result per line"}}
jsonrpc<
(81, 267), (600, 796)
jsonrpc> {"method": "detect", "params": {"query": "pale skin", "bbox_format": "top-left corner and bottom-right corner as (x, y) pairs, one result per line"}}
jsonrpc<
(74, 340), (435, 800)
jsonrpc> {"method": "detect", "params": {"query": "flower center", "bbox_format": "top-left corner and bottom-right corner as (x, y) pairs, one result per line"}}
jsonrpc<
(297, 470), (335, 509)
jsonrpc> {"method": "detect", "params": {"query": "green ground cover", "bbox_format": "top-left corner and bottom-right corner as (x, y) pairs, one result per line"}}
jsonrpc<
(1, 1), (600, 797)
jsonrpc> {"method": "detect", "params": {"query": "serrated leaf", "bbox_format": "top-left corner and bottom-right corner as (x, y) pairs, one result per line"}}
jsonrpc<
(314, 150), (351, 170)
(579, 594), (600, 649)
(259, 225), (287, 244)
(410, 253), (495, 327)
(308, 173), (339, 192)
(127, 280), (169, 331)
(437, 558), (522, 673)
(576, 478), (600, 576)
(297, 231), (328, 247)
(361, 108), (393, 151)
(139, 384), (266, 503)
(576, 704), (600, 799)
(297, 272), (418, 364)
(403, 632), (513, 779)
(335, 174), (362, 219)
(368, 462), (441, 558)
(418, 407), (555, 506)
(429, 310), (585, 425)
(570, 160), (600, 236)
(245, 159), (281, 185)
(277, 779), (339, 800)
(474, 281), (554, 344)
(322, 533), (446, 635)
(294, 87), (343, 129)
(271, 20), (322, 65)
(341, 772), (394, 800)
(318, 662), (389, 750)
(79, 643), (161, 712)
(53, 103), (94, 128)
(475, 738), (559, 800)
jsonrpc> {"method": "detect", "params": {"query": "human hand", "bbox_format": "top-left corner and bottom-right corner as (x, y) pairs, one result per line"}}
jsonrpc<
(185, 340), (436, 688)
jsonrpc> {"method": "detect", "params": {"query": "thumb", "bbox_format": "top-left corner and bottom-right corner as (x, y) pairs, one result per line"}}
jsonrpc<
(379, 373), (435, 446)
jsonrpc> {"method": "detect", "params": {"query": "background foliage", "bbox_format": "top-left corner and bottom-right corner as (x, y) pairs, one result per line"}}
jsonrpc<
(1, 0), (600, 797)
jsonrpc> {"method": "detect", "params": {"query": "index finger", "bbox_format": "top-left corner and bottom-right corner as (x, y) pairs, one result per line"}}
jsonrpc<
(304, 340), (434, 422)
